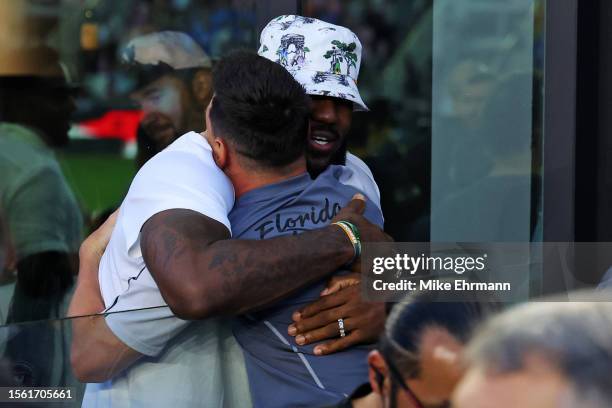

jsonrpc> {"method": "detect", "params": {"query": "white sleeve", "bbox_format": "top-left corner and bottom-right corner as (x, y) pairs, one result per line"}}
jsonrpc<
(121, 148), (234, 258)
(341, 152), (382, 211)
(105, 302), (188, 357)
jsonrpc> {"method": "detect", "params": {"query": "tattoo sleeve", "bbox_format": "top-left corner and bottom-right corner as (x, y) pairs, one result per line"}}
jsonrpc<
(141, 209), (354, 319)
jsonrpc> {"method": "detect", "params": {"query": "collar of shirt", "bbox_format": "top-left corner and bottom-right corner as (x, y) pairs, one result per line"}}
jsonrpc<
(235, 171), (312, 207)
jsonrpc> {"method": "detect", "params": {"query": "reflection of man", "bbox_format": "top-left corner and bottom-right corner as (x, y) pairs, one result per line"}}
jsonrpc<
(338, 290), (497, 408)
(121, 31), (214, 168)
(72, 50), (387, 407)
(453, 293), (612, 408)
(0, 47), (83, 385)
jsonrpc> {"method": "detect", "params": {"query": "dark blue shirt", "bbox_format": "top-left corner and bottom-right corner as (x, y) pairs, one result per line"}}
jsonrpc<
(229, 166), (384, 408)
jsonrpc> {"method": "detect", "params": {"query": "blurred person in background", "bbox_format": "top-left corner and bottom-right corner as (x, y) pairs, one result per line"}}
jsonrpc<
(336, 288), (499, 408)
(89, 31), (215, 229)
(441, 59), (495, 190)
(430, 72), (542, 241)
(0, 46), (83, 386)
(454, 291), (612, 408)
(121, 31), (214, 168)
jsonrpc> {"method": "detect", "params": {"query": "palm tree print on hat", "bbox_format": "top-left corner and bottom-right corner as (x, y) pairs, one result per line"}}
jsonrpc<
(324, 40), (358, 76)
(312, 72), (350, 87)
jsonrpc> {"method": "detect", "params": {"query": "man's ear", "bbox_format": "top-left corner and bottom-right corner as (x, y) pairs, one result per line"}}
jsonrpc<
(191, 69), (213, 106)
(210, 137), (228, 169)
(368, 350), (389, 396)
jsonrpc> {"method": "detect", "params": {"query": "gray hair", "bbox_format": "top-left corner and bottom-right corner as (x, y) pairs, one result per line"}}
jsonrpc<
(466, 290), (612, 408)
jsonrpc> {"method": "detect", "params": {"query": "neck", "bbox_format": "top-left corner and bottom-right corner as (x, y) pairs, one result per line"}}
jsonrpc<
(352, 392), (383, 408)
(229, 157), (307, 198)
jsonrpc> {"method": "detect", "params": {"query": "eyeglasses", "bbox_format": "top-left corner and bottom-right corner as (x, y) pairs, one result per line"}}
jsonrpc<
(371, 362), (425, 408)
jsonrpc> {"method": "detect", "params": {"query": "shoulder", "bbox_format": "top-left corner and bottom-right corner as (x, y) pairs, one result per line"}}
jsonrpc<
(131, 132), (233, 206)
(312, 166), (384, 228)
(338, 152), (382, 211)
(0, 127), (58, 187)
(345, 152), (375, 179)
(118, 132), (234, 254)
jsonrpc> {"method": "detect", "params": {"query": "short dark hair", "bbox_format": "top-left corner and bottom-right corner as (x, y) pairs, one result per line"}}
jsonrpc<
(209, 50), (309, 168)
(380, 286), (501, 379)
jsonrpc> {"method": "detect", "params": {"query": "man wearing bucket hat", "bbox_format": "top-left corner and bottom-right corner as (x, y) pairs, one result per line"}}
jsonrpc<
(258, 15), (376, 184)
(121, 31), (214, 168)
(258, 14), (386, 359)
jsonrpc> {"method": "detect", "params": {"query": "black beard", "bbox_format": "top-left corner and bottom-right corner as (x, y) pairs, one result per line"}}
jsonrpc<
(306, 138), (348, 178)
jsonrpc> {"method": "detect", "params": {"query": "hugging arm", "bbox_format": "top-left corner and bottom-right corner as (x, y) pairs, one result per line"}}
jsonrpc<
(71, 197), (388, 374)
(141, 206), (357, 320)
(69, 211), (143, 383)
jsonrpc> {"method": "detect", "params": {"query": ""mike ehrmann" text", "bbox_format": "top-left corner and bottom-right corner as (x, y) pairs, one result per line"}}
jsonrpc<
(372, 279), (511, 292)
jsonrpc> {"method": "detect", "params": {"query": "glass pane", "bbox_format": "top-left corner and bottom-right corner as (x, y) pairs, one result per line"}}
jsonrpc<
(301, 0), (545, 243)
(0, 310), (250, 406)
(0, 0), (265, 325)
(0, 316), (84, 405)
(430, 0), (544, 242)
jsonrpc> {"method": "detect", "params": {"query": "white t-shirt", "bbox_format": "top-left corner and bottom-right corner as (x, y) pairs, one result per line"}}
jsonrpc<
(84, 132), (239, 408)
(99, 131), (234, 319)
(84, 131), (381, 407)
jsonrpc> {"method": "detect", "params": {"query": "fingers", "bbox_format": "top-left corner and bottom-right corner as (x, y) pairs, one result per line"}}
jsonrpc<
(293, 318), (356, 346)
(343, 194), (366, 215)
(293, 287), (354, 321)
(92, 209), (119, 254)
(98, 210), (119, 235)
(321, 273), (361, 296)
(107, 209), (119, 227)
(290, 303), (351, 335)
(313, 332), (361, 356)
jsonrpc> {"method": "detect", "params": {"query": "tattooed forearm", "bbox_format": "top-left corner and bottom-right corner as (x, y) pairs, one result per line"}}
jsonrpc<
(140, 209), (353, 319)
(207, 226), (352, 316)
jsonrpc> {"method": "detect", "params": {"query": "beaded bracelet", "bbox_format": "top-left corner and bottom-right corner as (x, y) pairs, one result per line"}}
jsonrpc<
(332, 220), (362, 265)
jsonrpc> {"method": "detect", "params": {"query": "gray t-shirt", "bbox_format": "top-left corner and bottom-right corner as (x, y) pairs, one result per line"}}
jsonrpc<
(0, 122), (82, 260)
(229, 166), (384, 408)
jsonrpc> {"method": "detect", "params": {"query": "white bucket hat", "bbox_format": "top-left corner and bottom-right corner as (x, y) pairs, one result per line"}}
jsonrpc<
(258, 15), (368, 111)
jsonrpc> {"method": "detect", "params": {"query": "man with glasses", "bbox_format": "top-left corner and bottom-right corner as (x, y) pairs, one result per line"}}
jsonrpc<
(336, 289), (498, 408)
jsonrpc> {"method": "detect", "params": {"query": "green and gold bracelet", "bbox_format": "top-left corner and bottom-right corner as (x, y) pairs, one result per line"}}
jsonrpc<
(332, 220), (362, 265)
